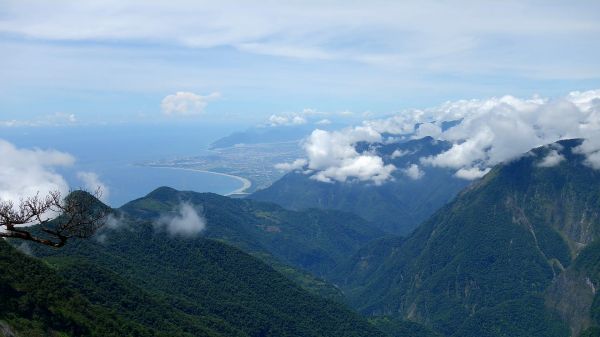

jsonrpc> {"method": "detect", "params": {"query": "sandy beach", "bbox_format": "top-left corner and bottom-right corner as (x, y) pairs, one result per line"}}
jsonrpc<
(147, 166), (252, 195)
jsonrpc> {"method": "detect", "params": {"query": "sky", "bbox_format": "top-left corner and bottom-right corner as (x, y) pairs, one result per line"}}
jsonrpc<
(1, 0), (600, 126)
(2, 1), (600, 207)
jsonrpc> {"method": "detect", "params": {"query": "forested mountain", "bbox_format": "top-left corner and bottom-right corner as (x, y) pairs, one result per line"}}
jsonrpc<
(334, 139), (600, 337)
(250, 136), (469, 234)
(1, 222), (386, 337)
(120, 186), (384, 280)
(4, 138), (600, 337)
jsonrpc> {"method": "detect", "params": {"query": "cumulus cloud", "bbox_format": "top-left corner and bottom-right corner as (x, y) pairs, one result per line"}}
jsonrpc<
(268, 113), (307, 126)
(77, 171), (109, 202)
(454, 167), (491, 180)
(301, 127), (395, 184)
(366, 89), (600, 179)
(391, 149), (409, 159)
(161, 91), (220, 117)
(275, 158), (307, 171)
(402, 164), (424, 180)
(575, 137), (600, 169)
(414, 122), (442, 139)
(155, 202), (206, 237)
(537, 149), (565, 168)
(286, 89), (600, 183)
(265, 108), (359, 127)
(0, 139), (74, 206)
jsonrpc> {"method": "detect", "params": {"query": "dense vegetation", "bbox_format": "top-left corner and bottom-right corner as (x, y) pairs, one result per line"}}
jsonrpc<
(250, 137), (469, 234)
(0, 240), (188, 337)
(335, 139), (600, 336)
(121, 186), (384, 280)
(4, 138), (600, 337)
(5, 221), (386, 337)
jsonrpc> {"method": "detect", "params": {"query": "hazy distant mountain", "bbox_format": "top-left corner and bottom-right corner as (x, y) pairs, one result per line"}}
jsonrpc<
(334, 139), (600, 337)
(209, 126), (315, 149)
(250, 136), (470, 235)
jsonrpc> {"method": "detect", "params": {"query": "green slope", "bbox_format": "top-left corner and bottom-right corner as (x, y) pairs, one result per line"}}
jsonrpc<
(336, 139), (600, 336)
(25, 215), (385, 337)
(120, 186), (384, 280)
(0, 239), (229, 337)
(250, 137), (469, 235)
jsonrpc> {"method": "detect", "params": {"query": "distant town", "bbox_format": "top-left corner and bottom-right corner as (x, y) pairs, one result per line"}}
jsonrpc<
(140, 141), (304, 194)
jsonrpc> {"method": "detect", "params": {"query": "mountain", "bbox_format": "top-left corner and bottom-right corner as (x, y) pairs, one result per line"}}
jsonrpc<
(334, 139), (600, 336)
(209, 126), (314, 149)
(7, 219), (386, 337)
(120, 187), (384, 281)
(1, 239), (238, 337)
(249, 136), (470, 235)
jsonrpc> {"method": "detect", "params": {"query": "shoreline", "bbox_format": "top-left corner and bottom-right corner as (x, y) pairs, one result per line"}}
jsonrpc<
(146, 166), (252, 196)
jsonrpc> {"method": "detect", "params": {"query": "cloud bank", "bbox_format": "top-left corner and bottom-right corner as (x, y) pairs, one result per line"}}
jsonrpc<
(155, 202), (206, 237)
(537, 149), (565, 168)
(1, 1), (598, 80)
(77, 171), (110, 202)
(161, 91), (220, 117)
(0, 139), (74, 205)
(301, 127), (395, 184)
(278, 89), (600, 183)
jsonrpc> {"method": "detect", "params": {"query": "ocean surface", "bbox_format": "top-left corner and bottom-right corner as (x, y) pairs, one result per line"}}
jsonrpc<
(1, 124), (246, 207)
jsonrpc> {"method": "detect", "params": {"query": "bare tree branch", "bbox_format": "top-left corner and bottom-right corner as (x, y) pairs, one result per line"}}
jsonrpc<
(0, 189), (108, 248)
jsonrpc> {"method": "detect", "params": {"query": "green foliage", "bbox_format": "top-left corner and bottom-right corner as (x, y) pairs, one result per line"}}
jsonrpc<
(0, 240), (186, 337)
(573, 241), (600, 327)
(335, 139), (598, 336)
(580, 327), (600, 337)
(121, 186), (384, 279)
(369, 316), (441, 337)
(27, 218), (384, 337)
(452, 296), (569, 337)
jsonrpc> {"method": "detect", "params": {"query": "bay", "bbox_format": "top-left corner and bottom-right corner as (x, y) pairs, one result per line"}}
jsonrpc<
(0, 123), (246, 207)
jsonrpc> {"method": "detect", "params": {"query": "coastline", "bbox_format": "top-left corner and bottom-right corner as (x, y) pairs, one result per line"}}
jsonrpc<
(146, 166), (252, 196)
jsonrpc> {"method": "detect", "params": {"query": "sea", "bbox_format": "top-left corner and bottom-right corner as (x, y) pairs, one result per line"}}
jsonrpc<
(1, 123), (247, 207)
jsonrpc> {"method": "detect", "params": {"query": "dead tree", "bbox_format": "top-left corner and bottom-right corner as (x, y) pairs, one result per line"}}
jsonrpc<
(0, 189), (107, 248)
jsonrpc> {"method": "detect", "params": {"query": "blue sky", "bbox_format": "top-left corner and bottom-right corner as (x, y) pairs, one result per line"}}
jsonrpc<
(1, 0), (600, 127)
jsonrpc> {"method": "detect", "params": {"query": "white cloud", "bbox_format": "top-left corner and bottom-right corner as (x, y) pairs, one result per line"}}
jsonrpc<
(414, 122), (442, 139)
(300, 89), (600, 182)
(77, 171), (109, 202)
(363, 114), (421, 135)
(391, 149), (409, 159)
(275, 159), (307, 171)
(402, 164), (424, 180)
(315, 119), (332, 125)
(94, 213), (126, 243)
(1, 1), (598, 79)
(0, 139), (74, 205)
(266, 108), (350, 127)
(537, 149), (565, 168)
(454, 167), (491, 180)
(407, 89), (600, 179)
(575, 137), (600, 169)
(161, 91), (220, 117)
(268, 113), (307, 126)
(0, 112), (78, 127)
(155, 202), (206, 237)
(301, 127), (395, 184)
